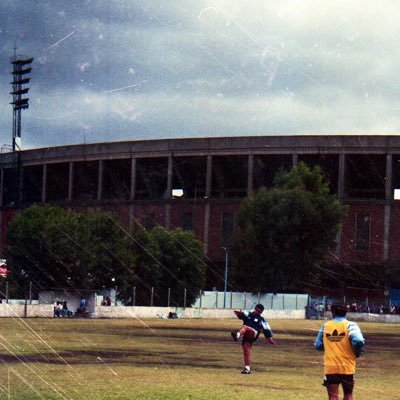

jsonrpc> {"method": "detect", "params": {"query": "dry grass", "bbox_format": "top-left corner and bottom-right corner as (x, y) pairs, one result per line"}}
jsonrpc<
(0, 317), (398, 399)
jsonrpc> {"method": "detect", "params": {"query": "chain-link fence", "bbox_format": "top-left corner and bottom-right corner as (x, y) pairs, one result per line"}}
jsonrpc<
(192, 291), (309, 310)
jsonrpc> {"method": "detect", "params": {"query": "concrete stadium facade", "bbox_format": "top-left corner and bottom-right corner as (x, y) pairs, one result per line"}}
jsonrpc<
(0, 134), (399, 288)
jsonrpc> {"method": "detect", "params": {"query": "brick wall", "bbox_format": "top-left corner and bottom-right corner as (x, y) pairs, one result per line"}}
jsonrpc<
(340, 203), (385, 263)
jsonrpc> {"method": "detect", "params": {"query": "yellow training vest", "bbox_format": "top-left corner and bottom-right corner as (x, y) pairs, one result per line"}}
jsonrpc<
(323, 319), (356, 375)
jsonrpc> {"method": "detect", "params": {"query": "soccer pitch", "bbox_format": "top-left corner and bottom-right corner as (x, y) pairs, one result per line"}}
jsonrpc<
(0, 317), (398, 399)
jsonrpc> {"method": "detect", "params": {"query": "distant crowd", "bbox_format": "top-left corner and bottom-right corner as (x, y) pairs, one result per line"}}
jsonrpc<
(342, 301), (400, 315)
(53, 296), (112, 318)
(53, 297), (87, 317)
(53, 300), (73, 317)
(308, 300), (399, 317)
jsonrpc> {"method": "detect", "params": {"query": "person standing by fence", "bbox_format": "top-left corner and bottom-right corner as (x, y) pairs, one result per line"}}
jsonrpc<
(79, 297), (87, 316)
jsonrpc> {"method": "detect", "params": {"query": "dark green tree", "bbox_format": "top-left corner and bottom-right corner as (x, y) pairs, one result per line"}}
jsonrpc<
(6, 204), (207, 306)
(70, 211), (137, 290)
(149, 227), (207, 306)
(118, 223), (163, 305)
(232, 162), (346, 292)
(6, 204), (74, 294)
(6, 204), (136, 295)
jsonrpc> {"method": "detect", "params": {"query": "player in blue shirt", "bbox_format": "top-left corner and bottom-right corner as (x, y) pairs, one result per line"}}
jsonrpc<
(231, 303), (275, 374)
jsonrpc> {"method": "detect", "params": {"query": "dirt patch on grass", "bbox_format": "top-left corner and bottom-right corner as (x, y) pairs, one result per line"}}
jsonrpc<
(228, 382), (304, 391)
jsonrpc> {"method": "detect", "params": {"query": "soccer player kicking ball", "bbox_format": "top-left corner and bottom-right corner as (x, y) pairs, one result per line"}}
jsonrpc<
(314, 302), (365, 400)
(231, 303), (275, 374)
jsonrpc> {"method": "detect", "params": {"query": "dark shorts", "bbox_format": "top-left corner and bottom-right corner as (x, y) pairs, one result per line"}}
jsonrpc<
(323, 374), (354, 393)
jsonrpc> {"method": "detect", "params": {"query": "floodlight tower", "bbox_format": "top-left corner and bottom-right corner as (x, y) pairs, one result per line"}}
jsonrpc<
(10, 49), (33, 151)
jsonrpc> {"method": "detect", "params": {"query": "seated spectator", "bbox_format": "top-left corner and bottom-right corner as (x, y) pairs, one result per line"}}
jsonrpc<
(62, 301), (73, 317)
(101, 296), (112, 306)
(57, 301), (63, 316)
(54, 301), (63, 317)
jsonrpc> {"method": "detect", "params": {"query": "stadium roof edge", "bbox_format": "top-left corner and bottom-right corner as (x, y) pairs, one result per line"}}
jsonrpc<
(1, 134), (400, 165)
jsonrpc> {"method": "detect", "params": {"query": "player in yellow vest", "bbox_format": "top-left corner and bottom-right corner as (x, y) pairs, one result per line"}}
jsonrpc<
(314, 303), (365, 400)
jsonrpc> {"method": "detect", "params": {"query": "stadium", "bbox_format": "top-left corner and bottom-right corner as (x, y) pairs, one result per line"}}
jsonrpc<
(0, 134), (399, 296)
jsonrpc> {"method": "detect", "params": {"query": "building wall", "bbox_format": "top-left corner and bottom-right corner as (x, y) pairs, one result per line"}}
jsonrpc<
(1, 135), (399, 269)
(389, 204), (400, 262)
(340, 204), (385, 263)
(0, 303), (306, 319)
(208, 202), (240, 260)
(169, 202), (205, 241)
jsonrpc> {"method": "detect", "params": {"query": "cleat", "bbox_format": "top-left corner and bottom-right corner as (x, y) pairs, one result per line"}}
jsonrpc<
(231, 331), (238, 341)
(241, 368), (251, 374)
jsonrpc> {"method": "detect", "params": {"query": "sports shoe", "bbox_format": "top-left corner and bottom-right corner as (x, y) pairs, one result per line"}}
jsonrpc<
(231, 331), (238, 341)
(241, 368), (251, 374)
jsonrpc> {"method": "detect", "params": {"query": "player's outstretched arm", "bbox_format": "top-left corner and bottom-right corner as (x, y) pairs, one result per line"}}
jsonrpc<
(262, 323), (274, 344)
(234, 310), (246, 319)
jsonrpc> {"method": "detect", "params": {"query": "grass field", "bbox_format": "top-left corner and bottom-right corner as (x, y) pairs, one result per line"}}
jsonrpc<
(0, 317), (399, 399)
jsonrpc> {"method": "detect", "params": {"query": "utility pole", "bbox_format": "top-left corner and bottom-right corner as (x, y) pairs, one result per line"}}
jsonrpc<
(222, 246), (229, 308)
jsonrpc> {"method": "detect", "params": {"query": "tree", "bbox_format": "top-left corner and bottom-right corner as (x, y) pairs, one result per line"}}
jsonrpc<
(69, 211), (137, 291)
(232, 162), (346, 293)
(118, 223), (163, 305)
(6, 204), (74, 294)
(6, 204), (136, 295)
(6, 204), (207, 306)
(149, 227), (207, 306)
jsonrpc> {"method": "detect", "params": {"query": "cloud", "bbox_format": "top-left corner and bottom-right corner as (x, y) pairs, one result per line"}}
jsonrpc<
(1, 1), (400, 149)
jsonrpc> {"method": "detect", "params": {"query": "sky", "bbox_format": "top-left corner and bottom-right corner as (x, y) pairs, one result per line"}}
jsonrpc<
(1, 0), (400, 150)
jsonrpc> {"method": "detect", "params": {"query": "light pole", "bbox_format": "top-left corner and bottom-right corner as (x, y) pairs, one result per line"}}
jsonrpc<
(10, 49), (33, 151)
(222, 246), (229, 308)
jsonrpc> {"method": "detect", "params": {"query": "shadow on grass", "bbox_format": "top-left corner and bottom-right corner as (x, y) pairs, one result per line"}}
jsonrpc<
(0, 349), (226, 368)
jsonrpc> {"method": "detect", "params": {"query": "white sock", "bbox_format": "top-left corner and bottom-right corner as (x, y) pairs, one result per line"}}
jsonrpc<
(236, 332), (240, 339)
(245, 366), (250, 371)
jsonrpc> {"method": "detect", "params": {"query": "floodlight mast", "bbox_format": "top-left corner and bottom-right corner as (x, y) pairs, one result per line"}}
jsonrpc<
(10, 48), (33, 152)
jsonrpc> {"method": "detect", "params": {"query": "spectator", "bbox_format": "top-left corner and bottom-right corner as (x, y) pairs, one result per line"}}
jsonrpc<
(57, 301), (63, 316)
(318, 303), (325, 318)
(101, 296), (111, 306)
(62, 301), (73, 317)
(78, 297), (87, 316)
(53, 301), (61, 317)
